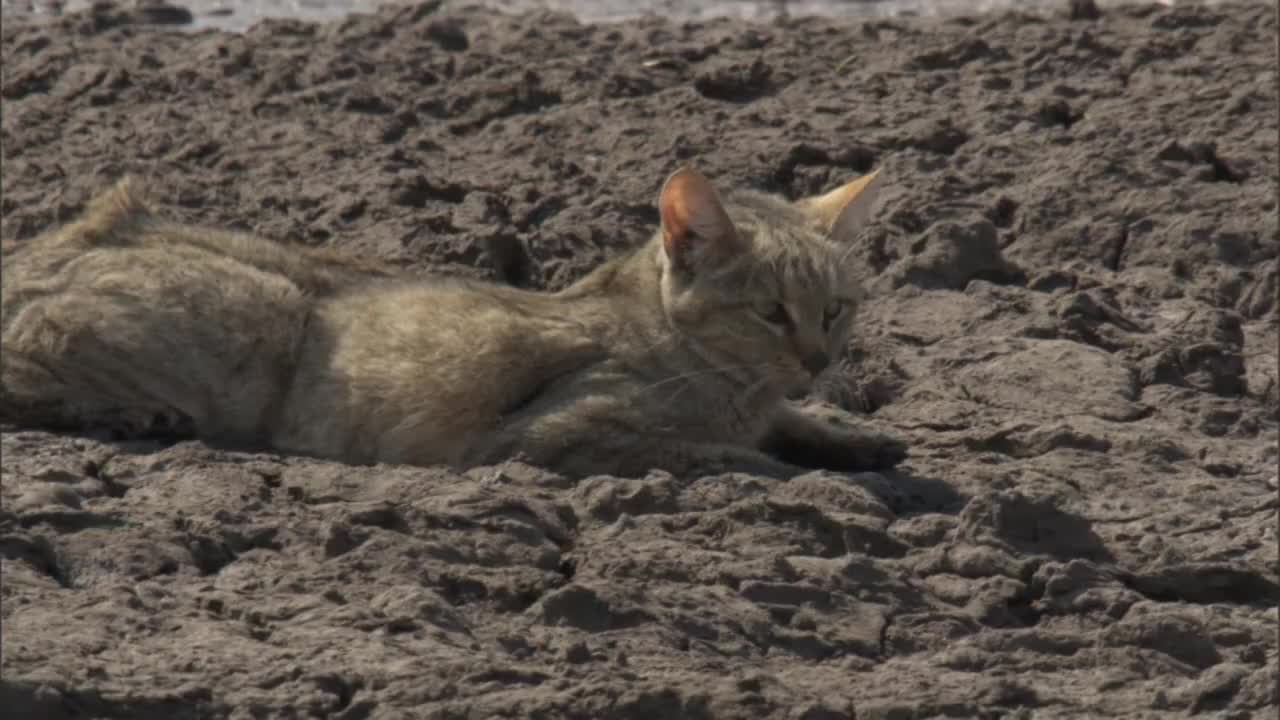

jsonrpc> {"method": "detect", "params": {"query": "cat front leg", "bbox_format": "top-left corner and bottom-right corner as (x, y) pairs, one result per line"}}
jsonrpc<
(760, 403), (907, 473)
(476, 431), (811, 480)
(629, 440), (808, 480)
(529, 438), (808, 480)
(468, 404), (809, 480)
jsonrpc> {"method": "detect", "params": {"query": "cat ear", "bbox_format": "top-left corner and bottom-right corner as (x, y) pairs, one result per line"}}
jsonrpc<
(798, 167), (883, 242)
(659, 166), (742, 274)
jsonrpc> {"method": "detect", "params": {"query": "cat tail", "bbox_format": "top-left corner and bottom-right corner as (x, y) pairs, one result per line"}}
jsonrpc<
(59, 176), (156, 248)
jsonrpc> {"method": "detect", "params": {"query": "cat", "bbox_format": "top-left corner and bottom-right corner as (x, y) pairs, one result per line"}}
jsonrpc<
(0, 166), (907, 479)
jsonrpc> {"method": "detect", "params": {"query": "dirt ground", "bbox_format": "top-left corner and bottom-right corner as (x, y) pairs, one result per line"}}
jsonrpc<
(2, 1), (1277, 717)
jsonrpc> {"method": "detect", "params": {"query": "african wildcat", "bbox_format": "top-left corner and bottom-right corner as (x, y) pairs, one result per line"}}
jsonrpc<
(1, 167), (906, 478)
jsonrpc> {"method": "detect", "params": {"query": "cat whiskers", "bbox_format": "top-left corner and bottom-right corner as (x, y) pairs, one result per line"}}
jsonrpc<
(738, 373), (775, 403)
(636, 333), (682, 355)
(635, 360), (781, 401)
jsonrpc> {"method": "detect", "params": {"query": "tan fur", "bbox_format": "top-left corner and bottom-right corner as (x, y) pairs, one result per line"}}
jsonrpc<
(1, 169), (906, 478)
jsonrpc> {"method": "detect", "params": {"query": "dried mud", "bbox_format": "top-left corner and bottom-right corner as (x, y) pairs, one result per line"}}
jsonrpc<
(2, 1), (1278, 718)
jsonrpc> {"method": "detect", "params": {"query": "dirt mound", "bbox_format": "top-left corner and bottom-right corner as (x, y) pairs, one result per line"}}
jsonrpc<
(2, 1), (1276, 717)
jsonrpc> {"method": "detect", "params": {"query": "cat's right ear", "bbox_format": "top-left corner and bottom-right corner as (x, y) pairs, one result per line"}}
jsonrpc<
(798, 167), (883, 243)
(659, 167), (742, 274)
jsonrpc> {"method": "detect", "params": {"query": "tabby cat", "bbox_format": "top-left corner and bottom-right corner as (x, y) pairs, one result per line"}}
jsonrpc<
(1, 166), (906, 478)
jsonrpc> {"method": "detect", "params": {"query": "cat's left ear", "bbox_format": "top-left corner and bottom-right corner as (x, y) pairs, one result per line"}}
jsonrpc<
(659, 166), (743, 275)
(797, 167), (883, 242)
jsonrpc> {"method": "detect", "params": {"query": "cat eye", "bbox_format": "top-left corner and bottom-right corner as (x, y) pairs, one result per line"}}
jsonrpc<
(822, 300), (848, 330)
(756, 302), (791, 326)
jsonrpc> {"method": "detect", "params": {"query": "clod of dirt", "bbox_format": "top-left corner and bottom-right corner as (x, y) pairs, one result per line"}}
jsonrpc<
(694, 58), (775, 102)
(889, 219), (1022, 290)
(904, 117), (970, 155)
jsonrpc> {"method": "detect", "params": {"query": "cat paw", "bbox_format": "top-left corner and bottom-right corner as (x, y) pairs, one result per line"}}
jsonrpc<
(765, 427), (908, 473)
(828, 428), (907, 471)
(86, 407), (195, 442)
(859, 431), (908, 470)
(695, 453), (807, 480)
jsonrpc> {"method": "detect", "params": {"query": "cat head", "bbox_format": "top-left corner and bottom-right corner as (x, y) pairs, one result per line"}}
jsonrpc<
(656, 165), (883, 398)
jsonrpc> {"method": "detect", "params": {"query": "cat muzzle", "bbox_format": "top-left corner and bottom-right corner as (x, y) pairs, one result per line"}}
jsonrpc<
(802, 350), (830, 377)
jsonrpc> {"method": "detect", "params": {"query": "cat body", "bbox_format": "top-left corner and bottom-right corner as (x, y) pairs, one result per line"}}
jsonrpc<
(1, 168), (906, 478)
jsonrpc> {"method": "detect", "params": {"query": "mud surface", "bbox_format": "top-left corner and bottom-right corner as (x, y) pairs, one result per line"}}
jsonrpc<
(2, 1), (1278, 717)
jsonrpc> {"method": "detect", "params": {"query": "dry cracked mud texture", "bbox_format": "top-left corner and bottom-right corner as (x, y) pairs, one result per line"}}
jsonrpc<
(1, 1), (1277, 718)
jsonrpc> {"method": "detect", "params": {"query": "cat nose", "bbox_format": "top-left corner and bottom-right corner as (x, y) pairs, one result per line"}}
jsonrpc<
(802, 350), (830, 377)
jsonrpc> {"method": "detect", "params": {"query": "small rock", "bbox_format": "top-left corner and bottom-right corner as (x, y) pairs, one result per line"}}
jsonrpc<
(14, 483), (83, 511)
(133, 2), (194, 26)
(425, 19), (468, 51)
(693, 59), (772, 102)
(1068, 0), (1102, 21)
(564, 641), (591, 664)
(322, 522), (364, 558)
